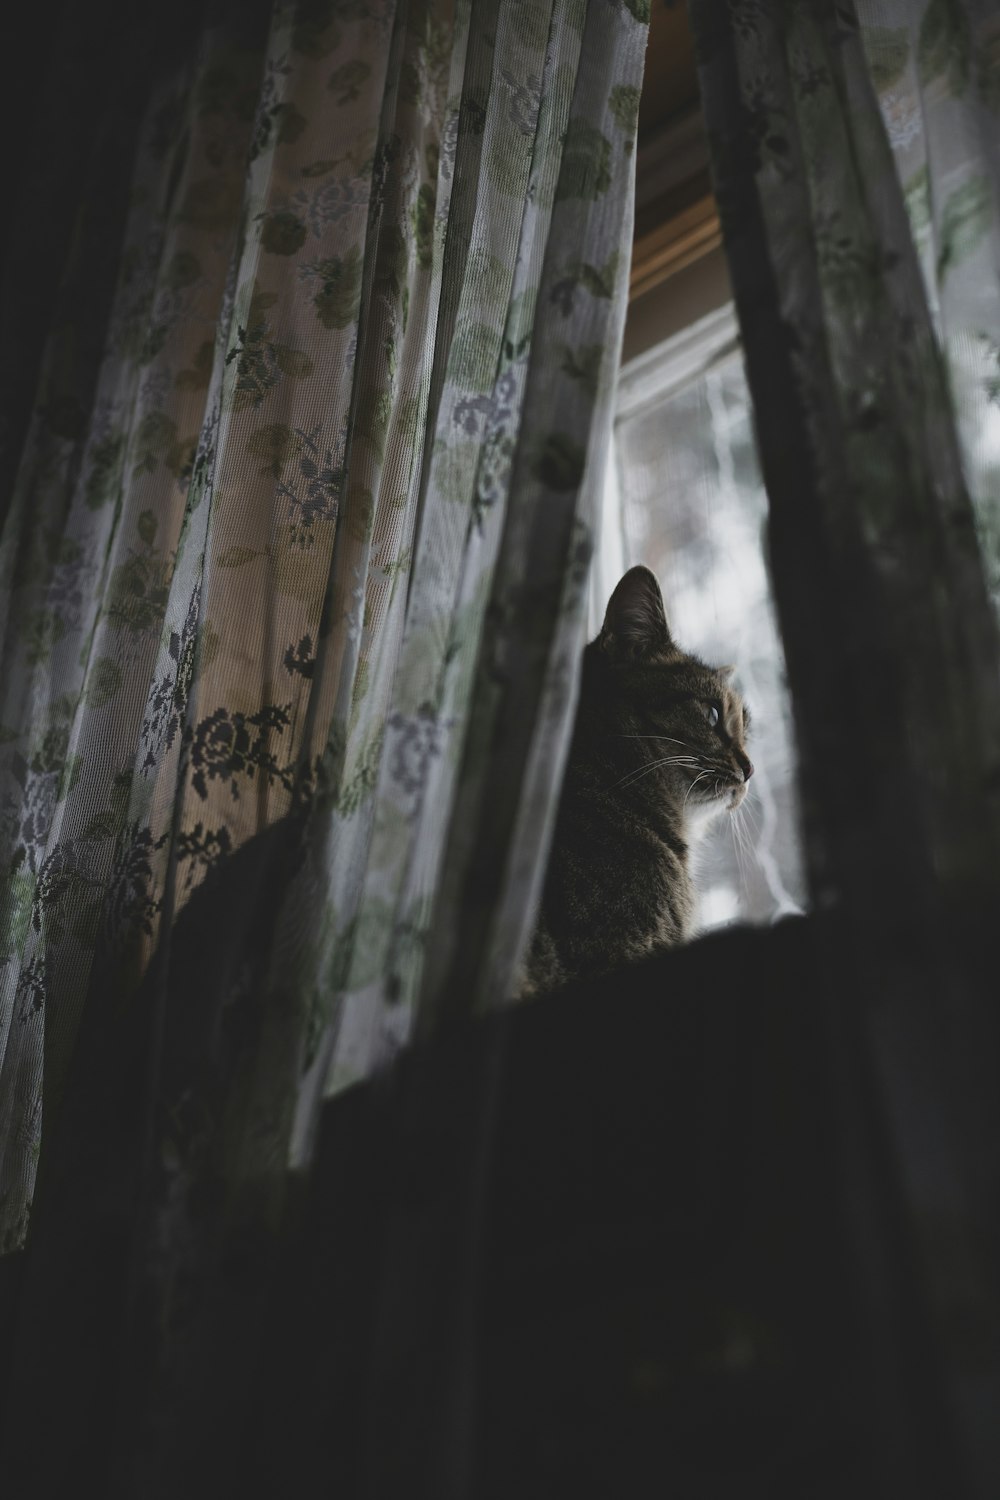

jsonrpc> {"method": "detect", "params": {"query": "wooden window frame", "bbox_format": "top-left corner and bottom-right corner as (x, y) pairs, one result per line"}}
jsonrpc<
(630, 107), (721, 302)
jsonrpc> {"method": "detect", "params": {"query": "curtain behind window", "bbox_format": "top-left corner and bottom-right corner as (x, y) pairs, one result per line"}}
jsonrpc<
(0, 0), (646, 1274)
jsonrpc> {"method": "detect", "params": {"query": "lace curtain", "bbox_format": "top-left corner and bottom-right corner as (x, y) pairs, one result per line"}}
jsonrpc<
(690, 0), (1000, 928)
(691, 0), (1000, 1481)
(858, 0), (1000, 603)
(0, 0), (647, 1268)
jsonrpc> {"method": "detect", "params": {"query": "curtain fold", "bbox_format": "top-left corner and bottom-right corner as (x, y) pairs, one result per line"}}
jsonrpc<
(0, 0), (646, 1263)
(689, 0), (1000, 1488)
(858, 0), (1000, 602)
(0, 1), (647, 1488)
(690, 0), (1000, 942)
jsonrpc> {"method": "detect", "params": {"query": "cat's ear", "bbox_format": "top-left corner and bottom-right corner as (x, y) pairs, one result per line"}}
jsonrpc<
(599, 566), (672, 658)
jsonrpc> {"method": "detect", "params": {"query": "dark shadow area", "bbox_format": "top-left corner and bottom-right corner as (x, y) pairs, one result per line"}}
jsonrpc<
(4, 896), (985, 1498)
(2, 5), (1000, 1496)
(246, 915), (964, 1500)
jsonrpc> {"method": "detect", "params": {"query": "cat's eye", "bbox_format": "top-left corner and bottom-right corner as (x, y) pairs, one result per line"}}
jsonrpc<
(704, 702), (720, 728)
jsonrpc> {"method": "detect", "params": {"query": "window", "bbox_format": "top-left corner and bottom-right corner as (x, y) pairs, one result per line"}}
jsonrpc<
(597, 299), (807, 935)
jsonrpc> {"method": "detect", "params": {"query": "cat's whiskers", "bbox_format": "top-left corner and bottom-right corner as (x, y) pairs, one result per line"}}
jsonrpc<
(608, 754), (701, 792)
(684, 770), (713, 805)
(729, 817), (743, 888)
(730, 803), (751, 893)
(615, 734), (696, 747)
(741, 794), (762, 840)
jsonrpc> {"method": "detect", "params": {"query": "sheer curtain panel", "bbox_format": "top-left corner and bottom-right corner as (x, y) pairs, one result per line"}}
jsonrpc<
(0, 0), (646, 1450)
(690, 0), (1000, 1487)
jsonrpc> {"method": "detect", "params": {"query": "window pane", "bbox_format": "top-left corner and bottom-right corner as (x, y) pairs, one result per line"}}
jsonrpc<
(606, 314), (807, 933)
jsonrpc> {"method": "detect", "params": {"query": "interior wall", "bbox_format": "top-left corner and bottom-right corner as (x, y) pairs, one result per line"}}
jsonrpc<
(621, 244), (732, 366)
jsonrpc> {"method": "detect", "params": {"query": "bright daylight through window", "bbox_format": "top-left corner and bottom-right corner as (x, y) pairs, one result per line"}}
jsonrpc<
(596, 306), (807, 935)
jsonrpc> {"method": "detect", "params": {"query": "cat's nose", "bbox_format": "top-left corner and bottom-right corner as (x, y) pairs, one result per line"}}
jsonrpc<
(739, 755), (754, 782)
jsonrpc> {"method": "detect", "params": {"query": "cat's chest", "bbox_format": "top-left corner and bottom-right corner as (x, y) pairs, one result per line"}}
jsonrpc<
(611, 817), (695, 943)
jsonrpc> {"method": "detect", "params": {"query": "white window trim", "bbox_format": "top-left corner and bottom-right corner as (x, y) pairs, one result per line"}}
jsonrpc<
(591, 302), (742, 635)
(616, 300), (741, 423)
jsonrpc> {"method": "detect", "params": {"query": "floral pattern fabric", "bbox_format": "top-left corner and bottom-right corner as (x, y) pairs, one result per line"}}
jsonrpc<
(0, 0), (647, 1252)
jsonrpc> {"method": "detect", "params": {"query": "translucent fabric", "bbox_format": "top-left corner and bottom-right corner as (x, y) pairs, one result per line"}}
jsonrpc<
(0, 0), (647, 1251)
(691, 2), (1000, 1478)
(859, 0), (1000, 603)
(691, 0), (1000, 927)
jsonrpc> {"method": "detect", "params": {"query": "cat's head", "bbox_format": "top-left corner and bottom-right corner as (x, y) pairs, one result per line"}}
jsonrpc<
(587, 566), (754, 818)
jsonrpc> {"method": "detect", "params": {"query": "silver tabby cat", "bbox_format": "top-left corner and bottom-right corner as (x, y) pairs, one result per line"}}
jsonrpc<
(520, 566), (753, 996)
